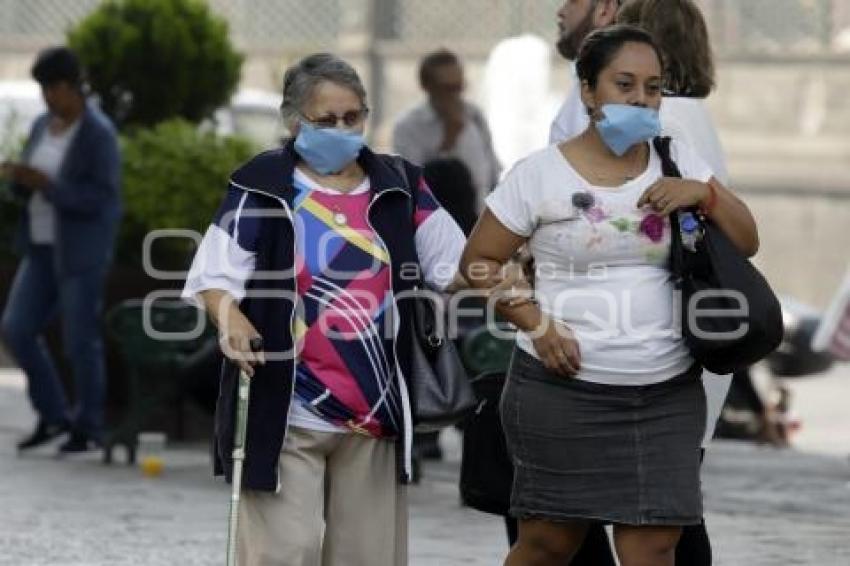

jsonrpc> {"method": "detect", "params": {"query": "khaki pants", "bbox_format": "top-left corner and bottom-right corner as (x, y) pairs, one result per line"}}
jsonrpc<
(236, 426), (408, 566)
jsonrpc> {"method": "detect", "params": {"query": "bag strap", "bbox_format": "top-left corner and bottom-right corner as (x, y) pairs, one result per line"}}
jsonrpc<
(652, 137), (687, 281)
(384, 155), (444, 345)
(652, 136), (681, 179)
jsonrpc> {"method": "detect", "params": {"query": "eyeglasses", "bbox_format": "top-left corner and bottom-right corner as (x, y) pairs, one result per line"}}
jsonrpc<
(300, 107), (369, 129)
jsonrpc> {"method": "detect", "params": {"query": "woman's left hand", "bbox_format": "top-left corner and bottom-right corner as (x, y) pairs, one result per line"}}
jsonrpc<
(637, 177), (709, 217)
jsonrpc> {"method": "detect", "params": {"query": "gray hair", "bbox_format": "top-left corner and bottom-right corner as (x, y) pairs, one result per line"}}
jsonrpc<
(280, 53), (367, 125)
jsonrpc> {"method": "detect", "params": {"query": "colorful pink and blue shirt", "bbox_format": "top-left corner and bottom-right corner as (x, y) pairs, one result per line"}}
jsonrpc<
(288, 169), (435, 437)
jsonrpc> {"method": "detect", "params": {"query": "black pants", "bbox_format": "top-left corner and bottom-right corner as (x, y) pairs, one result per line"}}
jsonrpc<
(504, 519), (712, 565)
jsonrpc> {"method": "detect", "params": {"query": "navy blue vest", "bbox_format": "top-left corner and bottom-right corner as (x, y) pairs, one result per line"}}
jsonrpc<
(212, 141), (420, 492)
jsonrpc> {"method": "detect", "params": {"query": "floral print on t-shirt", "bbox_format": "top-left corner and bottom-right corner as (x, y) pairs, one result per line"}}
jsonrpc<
(567, 190), (670, 265)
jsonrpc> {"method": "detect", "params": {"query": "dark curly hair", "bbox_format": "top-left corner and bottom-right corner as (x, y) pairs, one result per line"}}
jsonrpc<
(617, 0), (715, 97)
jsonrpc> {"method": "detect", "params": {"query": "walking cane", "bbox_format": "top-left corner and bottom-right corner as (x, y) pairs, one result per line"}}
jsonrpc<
(226, 336), (263, 566)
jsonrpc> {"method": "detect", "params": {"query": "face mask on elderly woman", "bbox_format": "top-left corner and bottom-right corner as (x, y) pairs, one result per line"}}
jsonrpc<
(294, 121), (365, 175)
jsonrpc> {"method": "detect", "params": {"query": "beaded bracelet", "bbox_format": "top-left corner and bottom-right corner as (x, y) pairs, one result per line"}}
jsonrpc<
(699, 179), (718, 215)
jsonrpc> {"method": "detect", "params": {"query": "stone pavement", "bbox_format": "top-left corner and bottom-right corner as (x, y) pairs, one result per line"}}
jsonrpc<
(1, 369), (850, 565)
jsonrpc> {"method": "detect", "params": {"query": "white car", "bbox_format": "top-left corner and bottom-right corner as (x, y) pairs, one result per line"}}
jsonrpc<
(212, 88), (287, 150)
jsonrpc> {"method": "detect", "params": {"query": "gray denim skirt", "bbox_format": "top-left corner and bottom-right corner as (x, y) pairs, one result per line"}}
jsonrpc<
(500, 347), (706, 526)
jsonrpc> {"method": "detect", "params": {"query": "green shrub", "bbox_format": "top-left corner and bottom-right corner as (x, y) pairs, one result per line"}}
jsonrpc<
(68, 0), (243, 129)
(117, 119), (255, 267)
(0, 121), (27, 263)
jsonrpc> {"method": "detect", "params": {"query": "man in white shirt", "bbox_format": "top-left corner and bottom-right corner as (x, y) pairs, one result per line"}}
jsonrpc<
(393, 49), (501, 212)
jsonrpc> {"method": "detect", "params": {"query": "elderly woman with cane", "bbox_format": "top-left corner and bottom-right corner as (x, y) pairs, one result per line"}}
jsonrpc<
(182, 52), (502, 565)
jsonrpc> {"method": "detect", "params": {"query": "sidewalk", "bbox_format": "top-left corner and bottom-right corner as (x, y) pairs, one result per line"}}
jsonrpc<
(1, 369), (849, 565)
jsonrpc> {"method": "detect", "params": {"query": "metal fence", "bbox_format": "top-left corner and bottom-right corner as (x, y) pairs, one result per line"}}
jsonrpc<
(0, 0), (102, 48)
(701, 0), (846, 56)
(0, 0), (349, 52)
(0, 0), (848, 57)
(381, 0), (563, 43)
(206, 0), (346, 52)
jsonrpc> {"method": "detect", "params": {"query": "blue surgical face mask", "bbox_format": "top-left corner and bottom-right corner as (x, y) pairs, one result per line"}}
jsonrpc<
(594, 104), (661, 156)
(294, 121), (365, 175)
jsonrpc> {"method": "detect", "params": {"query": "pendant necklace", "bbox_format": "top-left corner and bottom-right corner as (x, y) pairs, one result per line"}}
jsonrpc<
(589, 144), (646, 184)
(331, 204), (348, 226)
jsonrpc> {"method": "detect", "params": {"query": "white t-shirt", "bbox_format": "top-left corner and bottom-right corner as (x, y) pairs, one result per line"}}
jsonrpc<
(486, 140), (714, 386)
(549, 82), (733, 444)
(26, 121), (80, 244)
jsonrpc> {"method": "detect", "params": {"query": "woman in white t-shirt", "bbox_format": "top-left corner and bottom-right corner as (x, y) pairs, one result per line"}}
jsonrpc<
(461, 25), (759, 566)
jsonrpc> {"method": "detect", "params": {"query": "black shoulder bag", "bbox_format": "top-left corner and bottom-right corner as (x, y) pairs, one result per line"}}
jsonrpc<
(654, 137), (783, 374)
(387, 156), (476, 432)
